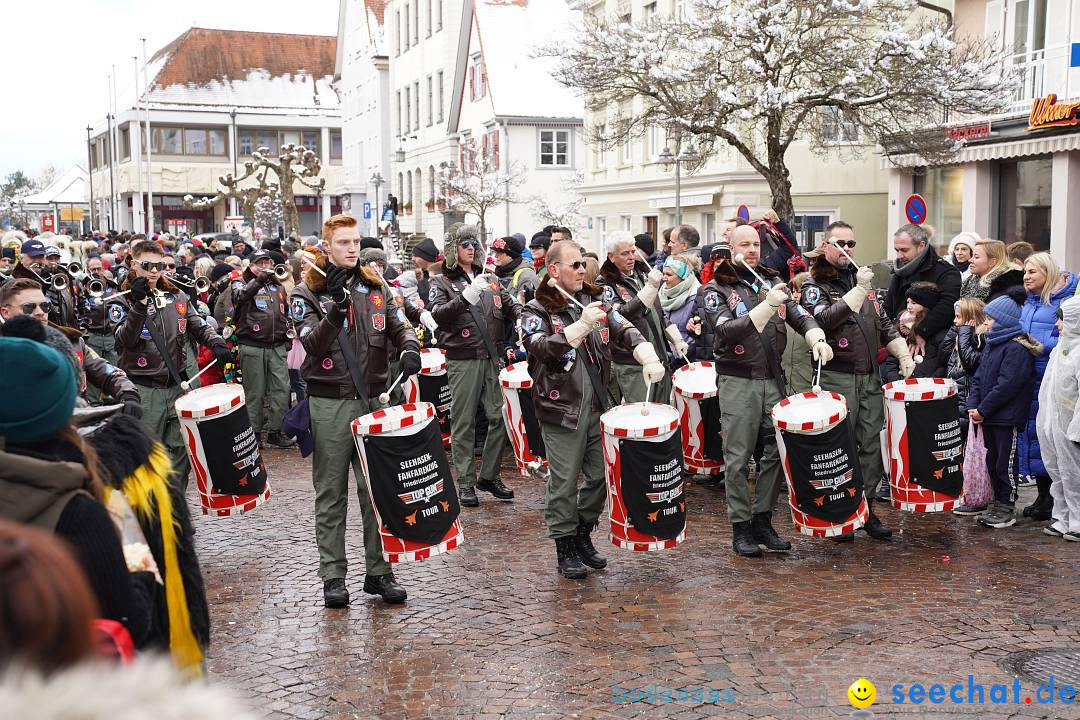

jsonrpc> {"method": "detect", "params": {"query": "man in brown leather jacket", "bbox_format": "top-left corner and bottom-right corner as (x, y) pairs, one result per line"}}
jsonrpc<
(800, 221), (914, 542)
(522, 240), (662, 580)
(232, 249), (294, 448)
(291, 214), (421, 608)
(429, 224), (520, 508)
(113, 241), (231, 493)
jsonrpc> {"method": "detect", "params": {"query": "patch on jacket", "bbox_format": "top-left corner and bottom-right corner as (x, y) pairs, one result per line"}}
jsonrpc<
(371, 293), (384, 308)
(178, 317), (187, 334)
(618, 287), (632, 301)
(372, 313), (385, 331)
(524, 315), (543, 334)
(603, 286), (615, 303)
(429, 286), (439, 304)
(727, 290), (740, 310)
(108, 304), (126, 323)
(778, 304), (786, 320)
(803, 286), (821, 305)
(703, 290), (720, 313)
(291, 298), (307, 321)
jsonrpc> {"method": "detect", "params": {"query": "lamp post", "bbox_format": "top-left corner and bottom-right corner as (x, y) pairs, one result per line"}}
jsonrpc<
(657, 136), (701, 227)
(370, 172), (384, 237)
(230, 108), (239, 218)
(86, 125), (95, 232)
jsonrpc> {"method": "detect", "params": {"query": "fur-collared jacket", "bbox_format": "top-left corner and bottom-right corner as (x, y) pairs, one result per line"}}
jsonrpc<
(597, 258), (668, 366)
(230, 267), (290, 347)
(291, 249), (419, 400)
(429, 259), (520, 362)
(520, 278), (645, 431)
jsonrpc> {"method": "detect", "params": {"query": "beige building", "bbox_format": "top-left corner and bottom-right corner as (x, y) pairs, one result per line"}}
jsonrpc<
(87, 28), (344, 236)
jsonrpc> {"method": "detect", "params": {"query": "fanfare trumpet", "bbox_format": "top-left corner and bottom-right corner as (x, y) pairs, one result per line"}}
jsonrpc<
(167, 272), (211, 294)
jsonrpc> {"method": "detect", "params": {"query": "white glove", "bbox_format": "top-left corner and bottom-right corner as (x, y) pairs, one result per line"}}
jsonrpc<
(805, 327), (833, 365)
(841, 284), (868, 313)
(646, 267), (663, 288)
(748, 298), (779, 333)
(420, 310), (438, 333)
(633, 341), (661, 367)
(579, 300), (606, 326)
(664, 324), (689, 358)
(642, 361), (666, 384)
(637, 280), (659, 307)
(856, 266), (875, 291)
(563, 301), (606, 348)
(886, 337), (916, 378)
(461, 274), (489, 305)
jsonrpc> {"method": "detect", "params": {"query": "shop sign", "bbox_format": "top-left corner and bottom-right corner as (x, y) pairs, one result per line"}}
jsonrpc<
(1028, 94), (1080, 131)
(945, 122), (991, 141)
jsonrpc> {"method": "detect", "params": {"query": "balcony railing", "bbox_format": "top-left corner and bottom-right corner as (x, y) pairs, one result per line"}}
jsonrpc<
(1008, 44), (1069, 112)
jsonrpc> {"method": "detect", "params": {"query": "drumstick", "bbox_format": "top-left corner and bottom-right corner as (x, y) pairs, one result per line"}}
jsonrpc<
(378, 370), (406, 405)
(812, 356), (823, 394)
(180, 359), (217, 392)
(300, 253), (328, 277)
(545, 278), (588, 311)
(826, 237), (864, 272)
(642, 378), (652, 416)
(732, 253), (769, 288)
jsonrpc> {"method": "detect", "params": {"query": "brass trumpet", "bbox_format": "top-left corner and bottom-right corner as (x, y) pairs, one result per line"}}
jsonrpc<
(272, 264), (290, 282)
(29, 265), (69, 292)
(65, 261), (83, 276)
(167, 272), (211, 294)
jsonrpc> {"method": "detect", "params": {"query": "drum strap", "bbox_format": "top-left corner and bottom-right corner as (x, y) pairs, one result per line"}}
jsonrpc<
(754, 324), (787, 400)
(335, 325), (369, 400)
(558, 309), (616, 412)
(438, 276), (505, 371)
(143, 304), (187, 386)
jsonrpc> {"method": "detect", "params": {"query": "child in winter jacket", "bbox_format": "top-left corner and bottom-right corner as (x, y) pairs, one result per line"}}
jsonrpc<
(883, 281), (948, 381)
(940, 298), (986, 422)
(1035, 297), (1080, 541)
(967, 288), (1044, 529)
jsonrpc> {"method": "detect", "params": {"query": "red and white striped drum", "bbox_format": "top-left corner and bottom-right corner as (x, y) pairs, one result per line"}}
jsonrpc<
(175, 384), (271, 517)
(600, 403), (686, 551)
(498, 362), (547, 477)
(352, 403), (463, 562)
(883, 378), (963, 512)
(671, 361), (724, 475)
(771, 391), (868, 537)
(402, 348), (451, 448)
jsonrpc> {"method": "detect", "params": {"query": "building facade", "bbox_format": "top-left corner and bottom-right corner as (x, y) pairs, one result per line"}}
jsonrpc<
(886, 0), (1080, 268)
(86, 28), (344, 236)
(21, 166), (90, 235)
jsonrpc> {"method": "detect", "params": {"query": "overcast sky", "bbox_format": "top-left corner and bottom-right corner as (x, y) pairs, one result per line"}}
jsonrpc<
(0, 0), (339, 182)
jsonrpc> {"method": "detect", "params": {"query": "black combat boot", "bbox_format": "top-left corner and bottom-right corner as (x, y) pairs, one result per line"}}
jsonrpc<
(750, 512), (792, 552)
(363, 572), (407, 603)
(266, 431), (297, 448)
(732, 521), (763, 557)
(476, 476), (515, 500)
(1023, 476), (1053, 520)
(861, 500), (893, 541)
(555, 537), (588, 579)
(459, 486), (479, 507)
(323, 578), (349, 608)
(574, 521), (608, 569)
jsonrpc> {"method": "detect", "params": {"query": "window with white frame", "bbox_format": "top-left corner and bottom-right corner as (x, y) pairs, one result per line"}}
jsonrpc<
(426, 76), (434, 126)
(674, 0), (686, 19)
(469, 57), (487, 101)
(412, 0), (419, 44)
(405, 87), (412, 135)
(643, 1), (657, 20)
(592, 124), (606, 168)
(436, 0), (443, 30)
(413, 80), (420, 130)
(648, 121), (665, 159)
(404, 4), (410, 49)
(620, 215), (632, 231)
(395, 11), (401, 55)
(538, 129), (570, 167)
(426, 0), (432, 37)
(821, 107), (860, 143)
(396, 90), (402, 136)
(437, 71), (445, 121)
(619, 129), (633, 166)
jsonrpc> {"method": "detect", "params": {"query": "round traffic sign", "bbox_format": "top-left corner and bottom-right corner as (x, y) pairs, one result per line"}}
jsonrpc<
(736, 204), (750, 222)
(905, 194), (927, 225)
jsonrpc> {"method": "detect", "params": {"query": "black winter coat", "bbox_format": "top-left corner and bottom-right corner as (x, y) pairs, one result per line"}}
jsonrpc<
(884, 246), (962, 340)
(938, 324), (982, 409)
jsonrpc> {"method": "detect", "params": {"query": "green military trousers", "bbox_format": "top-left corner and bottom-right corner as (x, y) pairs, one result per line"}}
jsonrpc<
(818, 370), (885, 497)
(308, 395), (391, 580)
(609, 361), (671, 406)
(717, 374), (785, 524)
(84, 331), (117, 404)
(445, 357), (507, 489)
(540, 385), (607, 539)
(239, 343), (290, 434)
(139, 385), (192, 495)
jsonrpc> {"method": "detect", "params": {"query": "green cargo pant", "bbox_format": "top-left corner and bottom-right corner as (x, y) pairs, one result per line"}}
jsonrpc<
(184, 343), (201, 391)
(308, 395), (391, 580)
(446, 358), (506, 489)
(819, 369), (885, 497)
(139, 385), (191, 495)
(239, 343), (289, 434)
(610, 361), (672, 405)
(84, 331), (118, 404)
(541, 390), (606, 539)
(717, 374), (785, 524)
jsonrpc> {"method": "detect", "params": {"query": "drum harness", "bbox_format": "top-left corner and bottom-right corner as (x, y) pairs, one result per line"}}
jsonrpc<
(553, 306), (616, 413)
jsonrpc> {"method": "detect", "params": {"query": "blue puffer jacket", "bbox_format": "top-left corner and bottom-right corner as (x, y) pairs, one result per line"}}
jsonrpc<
(1018, 271), (1079, 477)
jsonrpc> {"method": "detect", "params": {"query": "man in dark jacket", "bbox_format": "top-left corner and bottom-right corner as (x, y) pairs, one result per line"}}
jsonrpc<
(885, 224), (962, 340)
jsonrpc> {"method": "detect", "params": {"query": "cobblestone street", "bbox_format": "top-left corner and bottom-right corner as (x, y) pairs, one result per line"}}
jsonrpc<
(194, 447), (1080, 720)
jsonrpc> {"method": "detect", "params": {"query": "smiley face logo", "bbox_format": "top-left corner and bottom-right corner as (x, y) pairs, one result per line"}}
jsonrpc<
(847, 678), (876, 709)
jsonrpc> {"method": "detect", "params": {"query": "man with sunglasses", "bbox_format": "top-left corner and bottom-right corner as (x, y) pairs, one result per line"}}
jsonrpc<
(521, 240), (661, 579)
(800, 220), (914, 542)
(114, 241), (231, 493)
(9, 239), (78, 328)
(430, 224), (520, 507)
(0, 278), (141, 414)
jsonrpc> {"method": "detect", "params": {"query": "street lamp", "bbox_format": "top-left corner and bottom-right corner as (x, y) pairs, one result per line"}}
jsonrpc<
(230, 108), (239, 218)
(370, 172), (384, 236)
(657, 137), (701, 227)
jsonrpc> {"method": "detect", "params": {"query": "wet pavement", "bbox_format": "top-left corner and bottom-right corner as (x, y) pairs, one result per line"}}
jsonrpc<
(194, 447), (1080, 719)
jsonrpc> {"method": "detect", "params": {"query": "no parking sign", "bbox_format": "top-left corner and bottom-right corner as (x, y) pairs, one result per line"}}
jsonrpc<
(904, 194), (927, 225)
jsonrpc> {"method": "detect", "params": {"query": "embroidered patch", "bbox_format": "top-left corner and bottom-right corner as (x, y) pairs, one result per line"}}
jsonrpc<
(489, 280), (500, 293)
(803, 286), (821, 305)
(279, 303), (286, 314)
(703, 290), (720, 313)
(493, 294), (502, 309)
(734, 344), (745, 355)
(75, 351), (84, 368)
(552, 316), (565, 333)
(462, 328), (471, 338)
(727, 290), (741, 310)
(603, 286), (615, 303)
(291, 298), (306, 321)
(778, 304), (787, 320)
(371, 293), (384, 309)
(178, 317), (188, 334)
(108, 304), (126, 323)
(524, 315), (543, 333)
(372, 313), (385, 331)
(175, 301), (187, 317)
(252, 323), (260, 332)
(396, 308), (407, 324)
(322, 357), (334, 370)
(838, 338), (849, 348)
(549, 390), (560, 400)
(255, 295), (269, 310)
(429, 286), (439, 304)
(140, 326), (152, 340)
(356, 284), (369, 294)
(136, 356), (148, 367)
(617, 287), (632, 302)
(600, 327), (610, 344)
(735, 301), (748, 317)
(610, 310), (628, 327)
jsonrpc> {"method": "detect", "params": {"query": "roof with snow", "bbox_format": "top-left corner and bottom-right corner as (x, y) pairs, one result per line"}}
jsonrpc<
(21, 166), (88, 207)
(335, 0), (387, 76)
(472, 0), (583, 119)
(137, 27), (339, 113)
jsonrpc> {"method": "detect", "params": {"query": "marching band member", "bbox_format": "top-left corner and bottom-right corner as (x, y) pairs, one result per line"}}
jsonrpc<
(113, 241), (231, 493)
(291, 214), (421, 607)
(9, 238), (78, 328)
(522, 240), (659, 579)
(691, 227), (831, 556)
(799, 221), (914, 542)
(429, 224), (519, 508)
(598, 231), (683, 403)
(231, 249), (295, 448)
(82, 256), (120, 366)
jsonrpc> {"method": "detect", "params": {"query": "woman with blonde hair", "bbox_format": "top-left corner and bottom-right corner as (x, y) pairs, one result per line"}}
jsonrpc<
(960, 239), (1023, 302)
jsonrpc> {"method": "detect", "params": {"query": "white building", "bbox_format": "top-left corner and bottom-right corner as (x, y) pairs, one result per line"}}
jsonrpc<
(336, 0), (394, 236)
(21, 166), (90, 235)
(86, 28), (344, 236)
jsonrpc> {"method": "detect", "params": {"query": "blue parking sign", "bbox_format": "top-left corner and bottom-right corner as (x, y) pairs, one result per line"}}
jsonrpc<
(363, 202), (371, 219)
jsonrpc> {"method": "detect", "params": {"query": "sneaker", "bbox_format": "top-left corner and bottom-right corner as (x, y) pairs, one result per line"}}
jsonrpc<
(1018, 475), (1036, 487)
(1043, 525), (1064, 537)
(953, 503), (988, 516)
(977, 503), (1016, 529)
(476, 477), (515, 500)
(1064, 531), (1080, 542)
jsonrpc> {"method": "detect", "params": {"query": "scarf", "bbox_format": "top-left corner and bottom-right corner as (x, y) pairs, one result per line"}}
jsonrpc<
(494, 256), (523, 279)
(894, 244), (931, 279)
(659, 273), (701, 312)
(987, 325), (1023, 346)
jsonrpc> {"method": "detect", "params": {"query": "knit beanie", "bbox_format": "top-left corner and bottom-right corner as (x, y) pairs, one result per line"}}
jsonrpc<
(985, 293), (1022, 329)
(905, 282), (941, 309)
(411, 237), (439, 263)
(0, 336), (77, 443)
(209, 263), (234, 284)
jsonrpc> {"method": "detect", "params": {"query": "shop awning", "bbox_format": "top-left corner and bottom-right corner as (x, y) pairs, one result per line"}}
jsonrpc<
(888, 131), (1080, 168)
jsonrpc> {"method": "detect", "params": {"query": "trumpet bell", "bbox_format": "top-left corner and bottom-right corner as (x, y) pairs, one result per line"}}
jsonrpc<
(273, 264), (291, 282)
(50, 274), (68, 292)
(87, 279), (106, 298)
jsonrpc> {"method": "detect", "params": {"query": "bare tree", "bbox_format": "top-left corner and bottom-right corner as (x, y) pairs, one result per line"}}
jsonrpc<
(546, 0), (1016, 218)
(529, 170), (586, 235)
(437, 138), (526, 242)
